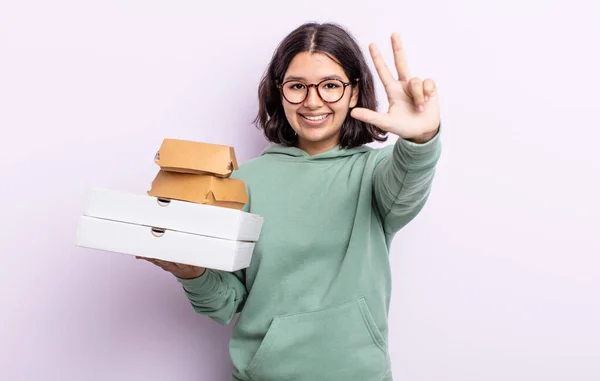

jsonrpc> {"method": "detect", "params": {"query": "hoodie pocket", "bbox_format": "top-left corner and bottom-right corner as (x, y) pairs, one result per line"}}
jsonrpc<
(246, 296), (388, 381)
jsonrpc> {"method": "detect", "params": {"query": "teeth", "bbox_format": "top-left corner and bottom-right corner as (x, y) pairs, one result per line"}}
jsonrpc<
(303, 114), (328, 121)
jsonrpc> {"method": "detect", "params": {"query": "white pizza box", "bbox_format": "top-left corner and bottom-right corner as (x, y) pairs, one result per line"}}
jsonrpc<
(75, 215), (255, 271)
(83, 188), (263, 242)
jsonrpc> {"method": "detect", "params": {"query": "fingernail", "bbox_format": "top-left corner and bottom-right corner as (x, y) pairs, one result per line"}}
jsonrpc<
(425, 96), (429, 102)
(418, 104), (425, 112)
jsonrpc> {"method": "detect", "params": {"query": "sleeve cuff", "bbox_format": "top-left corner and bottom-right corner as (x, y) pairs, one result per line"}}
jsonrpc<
(394, 124), (442, 168)
(176, 269), (218, 295)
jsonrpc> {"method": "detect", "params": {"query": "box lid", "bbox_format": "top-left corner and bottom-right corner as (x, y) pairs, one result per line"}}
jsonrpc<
(154, 138), (238, 177)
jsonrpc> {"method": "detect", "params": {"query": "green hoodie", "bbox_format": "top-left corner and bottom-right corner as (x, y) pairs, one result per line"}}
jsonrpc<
(177, 132), (442, 381)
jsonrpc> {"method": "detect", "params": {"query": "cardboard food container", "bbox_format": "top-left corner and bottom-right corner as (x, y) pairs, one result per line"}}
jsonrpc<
(154, 138), (238, 178)
(147, 170), (248, 210)
(84, 188), (263, 241)
(76, 216), (255, 271)
(75, 188), (264, 271)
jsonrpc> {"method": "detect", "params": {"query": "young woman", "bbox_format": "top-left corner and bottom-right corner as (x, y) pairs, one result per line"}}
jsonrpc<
(141, 22), (442, 381)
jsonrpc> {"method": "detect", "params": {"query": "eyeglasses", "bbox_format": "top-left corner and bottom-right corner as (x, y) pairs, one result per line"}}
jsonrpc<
(277, 78), (358, 104)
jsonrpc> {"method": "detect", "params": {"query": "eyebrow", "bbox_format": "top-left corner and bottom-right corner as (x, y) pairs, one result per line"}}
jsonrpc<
(283, 74), (346, 82)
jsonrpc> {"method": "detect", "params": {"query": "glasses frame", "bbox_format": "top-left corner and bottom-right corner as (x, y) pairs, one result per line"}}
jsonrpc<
(276, 78), (359, 105)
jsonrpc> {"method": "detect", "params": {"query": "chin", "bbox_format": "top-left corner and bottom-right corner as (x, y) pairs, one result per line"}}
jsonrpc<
(298, 132), (340, 147)
(296, 125), (330, 139)
(302, 131), (328, 142)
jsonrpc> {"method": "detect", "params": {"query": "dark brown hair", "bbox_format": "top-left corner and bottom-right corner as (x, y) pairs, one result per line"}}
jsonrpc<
(254, 22), (387, 149)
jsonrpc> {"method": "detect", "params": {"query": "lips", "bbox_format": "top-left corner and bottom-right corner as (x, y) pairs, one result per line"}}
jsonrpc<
(301, 114), (329, 121)
(299, 113), (331, 127)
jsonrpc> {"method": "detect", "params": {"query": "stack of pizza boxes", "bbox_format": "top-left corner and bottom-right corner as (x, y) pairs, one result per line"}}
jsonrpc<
(76, 139), (263, 271)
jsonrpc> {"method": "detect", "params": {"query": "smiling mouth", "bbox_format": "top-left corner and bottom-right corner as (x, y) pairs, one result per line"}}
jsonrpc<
(299, 113), (331, 126)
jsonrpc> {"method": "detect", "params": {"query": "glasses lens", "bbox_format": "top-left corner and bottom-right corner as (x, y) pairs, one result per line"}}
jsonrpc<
(318, 80), (345, 102)
(281, 79), (346, 103)
(282, 81), (307, 103)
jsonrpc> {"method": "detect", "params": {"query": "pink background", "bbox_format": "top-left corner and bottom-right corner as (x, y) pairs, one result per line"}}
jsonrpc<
(1, 1), (599, 380)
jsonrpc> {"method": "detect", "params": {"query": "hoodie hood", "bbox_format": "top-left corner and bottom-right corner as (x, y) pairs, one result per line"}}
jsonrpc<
(261, 144), (372, 160)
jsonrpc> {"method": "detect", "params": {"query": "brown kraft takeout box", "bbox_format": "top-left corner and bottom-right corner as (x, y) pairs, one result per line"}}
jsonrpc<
(147, 170), (248, 210)
(154, 138), (238, 177)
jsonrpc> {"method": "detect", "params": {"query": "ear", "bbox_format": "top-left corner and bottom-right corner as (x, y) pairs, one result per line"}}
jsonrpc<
(349, 83), (359, 108)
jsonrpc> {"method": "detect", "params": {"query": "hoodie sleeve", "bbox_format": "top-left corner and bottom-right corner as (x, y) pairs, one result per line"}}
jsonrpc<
(175, 179), (251, 326)
(372, 129), (442, 234)
(176, 268), (247, 325)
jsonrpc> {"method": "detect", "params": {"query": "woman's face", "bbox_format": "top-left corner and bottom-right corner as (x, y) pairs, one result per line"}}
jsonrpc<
(281, 51), (359, 154)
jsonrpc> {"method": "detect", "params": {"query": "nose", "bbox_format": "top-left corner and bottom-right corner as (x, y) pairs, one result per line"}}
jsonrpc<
(303, 85), (323, 108)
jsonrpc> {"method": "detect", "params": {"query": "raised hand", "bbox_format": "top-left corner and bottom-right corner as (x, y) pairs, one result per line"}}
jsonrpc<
(351, 33), (441, 144)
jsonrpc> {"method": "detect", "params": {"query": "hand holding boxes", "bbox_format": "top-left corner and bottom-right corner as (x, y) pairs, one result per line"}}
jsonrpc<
(75, 139), (263, 272)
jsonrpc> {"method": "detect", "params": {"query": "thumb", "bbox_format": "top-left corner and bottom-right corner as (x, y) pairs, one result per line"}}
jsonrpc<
(350, 107), (389, 130)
